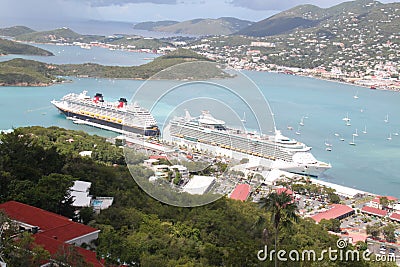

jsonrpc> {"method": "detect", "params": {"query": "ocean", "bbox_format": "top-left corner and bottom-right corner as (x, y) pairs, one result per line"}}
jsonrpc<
(0, 44), (399, 198)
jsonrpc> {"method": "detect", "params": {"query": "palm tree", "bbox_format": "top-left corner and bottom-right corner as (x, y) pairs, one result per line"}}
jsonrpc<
(259, 191), (298, 267)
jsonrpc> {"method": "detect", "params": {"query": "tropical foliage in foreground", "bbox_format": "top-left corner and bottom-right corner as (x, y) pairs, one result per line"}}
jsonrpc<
(0, 127), (396, 266)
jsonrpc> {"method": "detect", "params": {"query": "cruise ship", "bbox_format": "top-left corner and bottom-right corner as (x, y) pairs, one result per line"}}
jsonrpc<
(165, 110), (331, 177)
(51, 91), (159, 136)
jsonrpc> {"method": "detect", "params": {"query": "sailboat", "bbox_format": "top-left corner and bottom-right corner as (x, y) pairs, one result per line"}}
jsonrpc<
(349, 135), (356, 146)
(325, 140), (332, 147)
(342, 113), (351, 122)
(299, 116), (305, 126)
(352, 129), (359, 137)
(241, 112), (246, 123)
(387, 133), (392, 140)
(295, 126), (301, 135)
(384, 114), (389, 123)
(353, 91), (359, 99)
(362, 125), (367, 134)
(393, 132), (399, 136)
(346, 121), (351, 126)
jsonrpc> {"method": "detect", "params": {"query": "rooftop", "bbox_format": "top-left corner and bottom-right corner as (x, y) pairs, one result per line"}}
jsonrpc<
(389, 212), (400, 222)
(311, 204), (354, 223)
(361, 206), (388, 217)
(0, 201), (98, 242)
(71, 180), (92, 193)
(230, 184), (251, 201)
(183, 175), (215, 195)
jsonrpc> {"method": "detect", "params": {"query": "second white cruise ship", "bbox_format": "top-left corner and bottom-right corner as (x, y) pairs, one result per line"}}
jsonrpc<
(165, 110), (331, 177)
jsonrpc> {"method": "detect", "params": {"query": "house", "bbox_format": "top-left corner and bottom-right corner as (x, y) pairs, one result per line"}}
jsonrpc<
(0, 201), (103, 266)
(70, 181), (92, 207)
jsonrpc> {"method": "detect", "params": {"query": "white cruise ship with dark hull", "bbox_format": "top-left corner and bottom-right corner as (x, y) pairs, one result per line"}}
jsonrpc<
(52, 91), (159, 136)
(165, 110), (331, 177)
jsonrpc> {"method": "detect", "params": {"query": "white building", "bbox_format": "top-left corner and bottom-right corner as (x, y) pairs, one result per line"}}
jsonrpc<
(182, 175), (215, 195)
(70, 181), (92, 207)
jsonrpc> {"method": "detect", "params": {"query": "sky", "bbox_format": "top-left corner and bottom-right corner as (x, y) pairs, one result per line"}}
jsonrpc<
(1, 0), (399, 28)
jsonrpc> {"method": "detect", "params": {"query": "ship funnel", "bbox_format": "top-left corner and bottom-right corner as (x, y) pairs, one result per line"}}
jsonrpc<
(118, 97), (127, 108)
(184, 109), (192, 121)
(94, 93), (104, 102)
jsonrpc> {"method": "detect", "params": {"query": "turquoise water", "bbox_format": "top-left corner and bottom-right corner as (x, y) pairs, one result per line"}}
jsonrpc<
(0, 43), (159, 66)
(0, 45), (399, 198)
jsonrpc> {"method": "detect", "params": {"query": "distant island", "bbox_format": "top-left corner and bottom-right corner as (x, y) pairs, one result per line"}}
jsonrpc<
(0, 49), (229, 86)
(0, 0), (399, 90)
(133, 17), (254, 36)
(0, 38), (53, 56)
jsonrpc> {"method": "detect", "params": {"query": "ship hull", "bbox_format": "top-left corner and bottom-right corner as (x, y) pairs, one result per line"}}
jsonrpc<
(56, 107), (159, 136)
(167, 134), (329, 177)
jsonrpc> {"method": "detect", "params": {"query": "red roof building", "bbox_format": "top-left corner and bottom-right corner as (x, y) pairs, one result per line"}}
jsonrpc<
(0, 201), (103, 266)
(230, 184), (251, 201)
(389, 212), (400, 222)
(275, 187), (293, 196)
(370, 196), (398, 209)
(361, 206), (388, 217)
(311, 204), (354, 223)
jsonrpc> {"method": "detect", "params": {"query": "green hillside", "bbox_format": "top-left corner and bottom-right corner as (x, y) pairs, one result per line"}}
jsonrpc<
(0, 38), (53, 56)
(0, 58), (61, 86)
(56, 48), (228, 80)
(0, 26), (36, 37)
(139, 17), (253, 35)
(133, 20), (179, 30)
(237, 0), (384, 37)
(0, 49), (228, 86)
(14, 27), (104, 43)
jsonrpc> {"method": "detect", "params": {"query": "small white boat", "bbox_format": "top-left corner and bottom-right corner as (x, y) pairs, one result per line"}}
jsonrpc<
(384, 114), (389, 123)
(326, 147), (332, 151)
(334, 133), (340, 137)
(349, 135), (356, 146)
(393, 132), (399, 136)
(353, 91), (359, 99)
(352, 129), (359, 137)
(387, 133), (392, 140)
(287, 126), (293, 130)
(340, 138), (345, 141)
(346, 121), (351, 126)
(362, 126), (367, 134)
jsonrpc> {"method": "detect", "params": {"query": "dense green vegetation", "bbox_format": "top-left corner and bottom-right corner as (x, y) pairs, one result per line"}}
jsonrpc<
(0, 58), (62, 86)
(0, 26), (35, 37)
(14, 27), (104, 44)
(55, 48), (228, 80)
(0, 126), (397, 266)
(0, 38), (53, 56)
